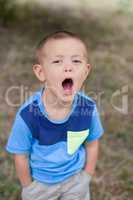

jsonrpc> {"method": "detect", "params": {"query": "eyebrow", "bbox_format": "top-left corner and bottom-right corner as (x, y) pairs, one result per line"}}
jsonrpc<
(71, 55), (84, 58)
(72, 55), (88, 60)
(54, 55), (64, 58)
(53, 55), (85, 58)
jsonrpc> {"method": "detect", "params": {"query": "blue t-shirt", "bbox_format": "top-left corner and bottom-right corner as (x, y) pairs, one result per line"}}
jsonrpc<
(6, 88), (104, 184)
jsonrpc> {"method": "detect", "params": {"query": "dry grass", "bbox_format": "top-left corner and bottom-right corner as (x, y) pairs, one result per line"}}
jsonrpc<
(0, 1), (133, 199)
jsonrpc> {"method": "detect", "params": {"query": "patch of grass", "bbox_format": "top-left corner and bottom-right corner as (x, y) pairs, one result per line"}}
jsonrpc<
(0, 1), (133, 199)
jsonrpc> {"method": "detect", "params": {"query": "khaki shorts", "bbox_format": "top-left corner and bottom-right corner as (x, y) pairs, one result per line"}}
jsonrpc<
(21, 170), (91, 200)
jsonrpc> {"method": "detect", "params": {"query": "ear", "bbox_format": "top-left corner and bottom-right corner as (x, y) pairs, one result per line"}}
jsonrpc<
(33, 64), (45, 82)
(84, 63), (92, 79)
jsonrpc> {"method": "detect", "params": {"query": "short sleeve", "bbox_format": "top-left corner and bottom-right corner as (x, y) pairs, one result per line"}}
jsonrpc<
(6, 112), (33, 154)
(86, 105), (104, 142)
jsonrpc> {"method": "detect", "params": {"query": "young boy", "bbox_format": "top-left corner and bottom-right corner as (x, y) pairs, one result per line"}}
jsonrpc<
(6, 31), (104, 200)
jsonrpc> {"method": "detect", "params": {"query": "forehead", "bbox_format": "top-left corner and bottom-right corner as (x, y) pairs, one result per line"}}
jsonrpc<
(41, 37), (88, 57)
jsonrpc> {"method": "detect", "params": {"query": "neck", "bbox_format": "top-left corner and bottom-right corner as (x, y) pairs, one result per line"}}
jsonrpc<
(42, 88), (74, 121)
(42, 87), (73, 110)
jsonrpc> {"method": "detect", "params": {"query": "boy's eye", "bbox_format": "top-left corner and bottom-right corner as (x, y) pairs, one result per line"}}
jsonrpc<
(73, 60), (82, 63)
(52, 60), (61, 64)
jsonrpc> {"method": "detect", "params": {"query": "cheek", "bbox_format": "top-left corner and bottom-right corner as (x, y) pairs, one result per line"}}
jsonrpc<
(76, 69), (86, 80)
(46, 72), (60, 87)
(45, 68), (58, 79)
(74, 70), (87, 87)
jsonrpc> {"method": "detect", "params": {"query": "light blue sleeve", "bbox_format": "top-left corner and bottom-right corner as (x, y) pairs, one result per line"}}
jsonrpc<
(86, 105), (104, 142)
(6, 113), (33, 154)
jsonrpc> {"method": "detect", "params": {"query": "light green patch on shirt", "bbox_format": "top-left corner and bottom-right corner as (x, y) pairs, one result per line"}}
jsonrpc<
(67, 129), (89, 155)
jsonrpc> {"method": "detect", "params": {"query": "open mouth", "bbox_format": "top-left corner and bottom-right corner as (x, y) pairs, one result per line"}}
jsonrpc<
(62, 78), (73, 91)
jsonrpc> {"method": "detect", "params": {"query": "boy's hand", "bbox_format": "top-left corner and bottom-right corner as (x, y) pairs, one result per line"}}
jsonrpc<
(84, 167), (95, 177)
(22, 181), (33, 188)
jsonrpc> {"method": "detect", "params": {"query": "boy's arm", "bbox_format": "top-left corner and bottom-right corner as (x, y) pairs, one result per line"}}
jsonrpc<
(14, 154), (32, 187)
(84, 140), (99, 176)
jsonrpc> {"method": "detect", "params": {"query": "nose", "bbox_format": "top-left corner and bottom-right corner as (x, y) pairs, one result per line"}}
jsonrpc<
(64, 64), (73, 72)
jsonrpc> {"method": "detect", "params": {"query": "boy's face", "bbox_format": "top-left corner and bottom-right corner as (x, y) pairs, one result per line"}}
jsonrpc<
(34, 37), (91, 104)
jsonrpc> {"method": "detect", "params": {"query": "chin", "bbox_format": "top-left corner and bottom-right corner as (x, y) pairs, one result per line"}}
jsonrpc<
(60, 95), (74, 105)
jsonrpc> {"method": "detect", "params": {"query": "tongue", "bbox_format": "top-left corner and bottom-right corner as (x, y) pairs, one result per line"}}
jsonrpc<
(63, 83), (73, 95)
(63, 83), (72, 90)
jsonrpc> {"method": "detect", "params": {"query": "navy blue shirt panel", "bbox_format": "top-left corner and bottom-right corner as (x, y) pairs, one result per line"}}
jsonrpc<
(20, 95), (94, 145)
